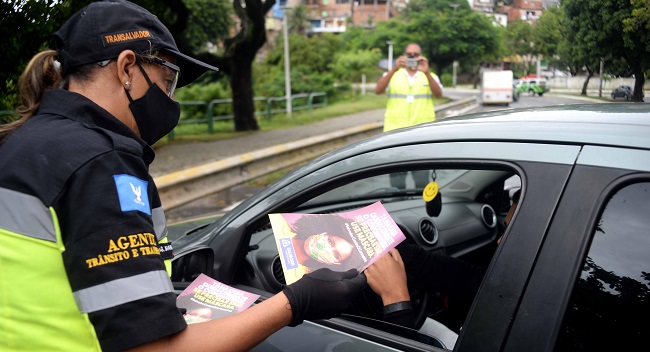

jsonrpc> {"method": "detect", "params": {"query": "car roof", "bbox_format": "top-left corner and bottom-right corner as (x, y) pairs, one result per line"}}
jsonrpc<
(341, 103), (650, 155)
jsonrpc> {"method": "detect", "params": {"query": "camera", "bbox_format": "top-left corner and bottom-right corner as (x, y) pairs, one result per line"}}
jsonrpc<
(406, 55), (418, 68)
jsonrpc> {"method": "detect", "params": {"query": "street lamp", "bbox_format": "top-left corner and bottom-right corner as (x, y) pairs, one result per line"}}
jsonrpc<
(386, 41), (394, 71)
(281, 5), (292, 115)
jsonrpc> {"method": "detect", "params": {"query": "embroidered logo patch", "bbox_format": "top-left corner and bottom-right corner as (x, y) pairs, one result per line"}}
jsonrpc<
(102, 29), (153, 47)
(114, 174), (151, 215)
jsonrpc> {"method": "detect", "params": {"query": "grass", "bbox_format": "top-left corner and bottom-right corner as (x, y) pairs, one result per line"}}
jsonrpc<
(155, 94), (390, 147)
(156, 93), (449, 147)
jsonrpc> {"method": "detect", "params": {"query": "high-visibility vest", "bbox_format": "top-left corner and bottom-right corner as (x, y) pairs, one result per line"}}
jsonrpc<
(0, 187), (101, 351)
(384, 69), (437, 132)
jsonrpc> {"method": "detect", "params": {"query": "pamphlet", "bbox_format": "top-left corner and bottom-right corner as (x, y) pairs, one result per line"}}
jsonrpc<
(270, 201), (406, 285)
(176, 273), (261, 324)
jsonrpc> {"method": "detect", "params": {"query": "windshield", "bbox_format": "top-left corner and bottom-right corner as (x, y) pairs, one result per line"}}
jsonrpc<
(302, 169), (468, 206)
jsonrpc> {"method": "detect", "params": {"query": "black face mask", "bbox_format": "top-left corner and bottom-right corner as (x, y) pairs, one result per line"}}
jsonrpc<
(125, 63), (180, 145)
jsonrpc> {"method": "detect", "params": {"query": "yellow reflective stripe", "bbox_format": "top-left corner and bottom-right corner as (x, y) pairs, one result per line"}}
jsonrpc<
(73, 270), (173, 313)
(0, 187), (56, 242)
(152, 207), (172, 276)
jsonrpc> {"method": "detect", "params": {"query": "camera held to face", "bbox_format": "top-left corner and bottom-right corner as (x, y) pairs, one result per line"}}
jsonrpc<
(406, 54), (418, 69)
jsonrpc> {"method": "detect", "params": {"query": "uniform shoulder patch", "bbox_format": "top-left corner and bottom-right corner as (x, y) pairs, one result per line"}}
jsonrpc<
(113, 174), (151, 215)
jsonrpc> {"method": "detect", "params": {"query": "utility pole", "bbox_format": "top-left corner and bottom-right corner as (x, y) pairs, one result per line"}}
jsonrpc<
(282, 6), (292, 115)
(387, 41), (394, 70)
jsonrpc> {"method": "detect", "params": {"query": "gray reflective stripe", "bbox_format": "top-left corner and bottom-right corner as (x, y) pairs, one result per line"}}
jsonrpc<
(387, 94), (433, 99)
(152, 206), (168, 241)
(73, 270), (173, 313)
(0, 187), (56, 242)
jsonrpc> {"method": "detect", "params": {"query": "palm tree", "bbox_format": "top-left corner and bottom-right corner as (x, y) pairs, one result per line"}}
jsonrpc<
(288, 4), (310, 35)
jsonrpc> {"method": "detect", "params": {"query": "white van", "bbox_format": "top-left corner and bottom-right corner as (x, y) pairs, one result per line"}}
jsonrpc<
(481, 70), (514, 106)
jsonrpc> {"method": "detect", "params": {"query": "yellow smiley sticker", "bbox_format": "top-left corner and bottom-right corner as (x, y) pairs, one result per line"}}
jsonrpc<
(422, 181), (439, 202)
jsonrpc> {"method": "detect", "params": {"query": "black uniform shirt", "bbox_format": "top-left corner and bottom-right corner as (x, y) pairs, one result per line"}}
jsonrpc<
(0, 89), (186, 351)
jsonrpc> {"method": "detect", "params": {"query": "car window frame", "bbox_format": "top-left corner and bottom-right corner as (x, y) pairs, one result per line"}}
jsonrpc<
(501, 145), (650, 351)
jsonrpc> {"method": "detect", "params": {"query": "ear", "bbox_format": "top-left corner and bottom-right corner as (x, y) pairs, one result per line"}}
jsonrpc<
(116, 50), (138, 90)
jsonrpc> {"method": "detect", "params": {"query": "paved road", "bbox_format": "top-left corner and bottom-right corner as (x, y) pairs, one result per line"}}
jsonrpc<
(150, 108), (385, 177)
(155, 88), (604, 223)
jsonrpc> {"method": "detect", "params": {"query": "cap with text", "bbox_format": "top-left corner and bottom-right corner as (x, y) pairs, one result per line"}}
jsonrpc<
(54, 0), (218, 88)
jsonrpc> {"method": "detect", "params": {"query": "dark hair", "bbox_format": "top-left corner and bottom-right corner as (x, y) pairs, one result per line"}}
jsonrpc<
(291, 214), (365, 271)
(0, 48), (160, 144)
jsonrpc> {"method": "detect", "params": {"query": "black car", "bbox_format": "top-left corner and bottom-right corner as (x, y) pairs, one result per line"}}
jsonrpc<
(169, 103), (650, 351)
(611, 85), (634, 100)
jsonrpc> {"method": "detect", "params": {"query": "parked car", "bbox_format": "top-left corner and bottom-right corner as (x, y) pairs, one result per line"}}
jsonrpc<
(512, 82), (521, 102)
(169, 103), (650, 351)
(611, 85), (634, 100)
(516, 78), (549, 96)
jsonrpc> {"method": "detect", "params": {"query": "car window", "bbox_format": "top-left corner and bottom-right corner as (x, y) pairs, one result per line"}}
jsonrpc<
(555, 182), (650, 350)
(301, 169), (469, 206)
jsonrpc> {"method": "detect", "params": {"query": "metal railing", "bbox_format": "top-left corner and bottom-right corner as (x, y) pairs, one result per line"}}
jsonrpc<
(168, 92), (328, 140)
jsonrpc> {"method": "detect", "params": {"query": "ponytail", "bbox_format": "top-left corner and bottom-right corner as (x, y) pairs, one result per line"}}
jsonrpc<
(0, 50), (62, 143)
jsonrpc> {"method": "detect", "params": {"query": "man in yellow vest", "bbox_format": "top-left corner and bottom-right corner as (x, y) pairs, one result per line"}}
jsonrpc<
(375, 43), (444, 188)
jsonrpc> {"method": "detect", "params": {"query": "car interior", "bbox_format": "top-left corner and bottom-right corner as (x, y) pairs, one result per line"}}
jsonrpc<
(170, 163), (522, 347)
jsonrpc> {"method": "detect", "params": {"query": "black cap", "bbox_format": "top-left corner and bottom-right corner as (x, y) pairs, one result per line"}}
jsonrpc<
(54, 0), (218, 88)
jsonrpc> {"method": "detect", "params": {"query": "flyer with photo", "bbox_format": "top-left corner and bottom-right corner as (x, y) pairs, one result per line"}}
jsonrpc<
(176, 273), (261, 324)
(270, 201), (406, 285)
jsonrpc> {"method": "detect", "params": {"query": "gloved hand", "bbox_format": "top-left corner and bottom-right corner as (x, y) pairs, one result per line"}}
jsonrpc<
(282, 268), (367, 327)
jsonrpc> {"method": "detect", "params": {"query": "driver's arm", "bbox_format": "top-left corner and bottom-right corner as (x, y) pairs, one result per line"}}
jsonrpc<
(365, 249), (416, 328)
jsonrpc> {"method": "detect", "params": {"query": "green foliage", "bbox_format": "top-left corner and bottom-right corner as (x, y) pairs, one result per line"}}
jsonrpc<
(174, 80), (232, 121)
(505, 20), (536, 57)
(397, 0), (501, 72)
(0, 0), (92, 110)
(288, 4), (311, 35)
(440, 73), (453, 87)
(182, 0), (233, 53)
(562, 0), (649, 95)
(330, 49), (383, 83)
(534, 7), (564, 62)
(623, 0), (650, 33)
(256, 33), (350, 99)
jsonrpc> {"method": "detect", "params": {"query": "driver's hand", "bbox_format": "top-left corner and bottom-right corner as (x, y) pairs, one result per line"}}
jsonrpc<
(365, 249), (410, 306)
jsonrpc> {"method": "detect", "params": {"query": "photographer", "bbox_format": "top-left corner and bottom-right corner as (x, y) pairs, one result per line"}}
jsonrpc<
(374, 43), (443, 188)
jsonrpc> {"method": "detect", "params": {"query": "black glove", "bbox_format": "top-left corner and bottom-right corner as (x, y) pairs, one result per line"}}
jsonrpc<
(282, 268), (367, 327)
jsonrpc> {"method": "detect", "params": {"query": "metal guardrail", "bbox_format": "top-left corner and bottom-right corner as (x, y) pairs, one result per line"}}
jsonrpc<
(155, 97), (478, 210)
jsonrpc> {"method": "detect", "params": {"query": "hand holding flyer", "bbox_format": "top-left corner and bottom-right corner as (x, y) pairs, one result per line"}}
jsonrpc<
(270, 201), (406, 285)
(176, 273), (261, 324)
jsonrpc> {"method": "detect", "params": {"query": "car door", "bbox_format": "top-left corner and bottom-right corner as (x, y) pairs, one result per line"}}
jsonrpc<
(240, 141), (580, 351)
(486, 145), (650, 351)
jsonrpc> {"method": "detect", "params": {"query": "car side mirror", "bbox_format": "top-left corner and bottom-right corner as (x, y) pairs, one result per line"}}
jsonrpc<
(171, 248), (214, 292)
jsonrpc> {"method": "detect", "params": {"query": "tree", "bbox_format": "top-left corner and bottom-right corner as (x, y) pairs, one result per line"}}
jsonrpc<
(382, 0), (502, 74)
(0, 0), (93, 113)
(144, 0), (274, 130)
(563, 0), (648, 101)
(2, 0), (273, 130)
(504, 20), (537, 76)
(533, 7), (564, 68)
(288, 4), (310, 35)
(330, 49), (383, 83)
